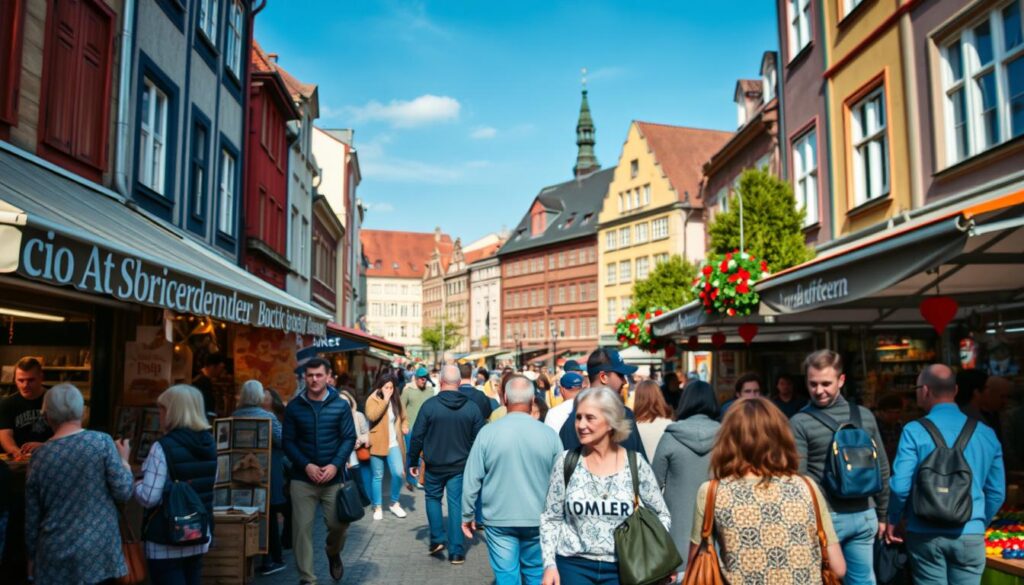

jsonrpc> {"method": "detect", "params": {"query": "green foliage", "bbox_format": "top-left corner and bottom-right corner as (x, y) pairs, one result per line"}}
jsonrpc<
(708, 167), (815, 271)
(421, 319), (464, 353)
(631, 254), (698, 313)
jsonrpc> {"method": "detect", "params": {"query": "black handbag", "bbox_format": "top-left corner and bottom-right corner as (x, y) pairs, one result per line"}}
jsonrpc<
(614, 450), (682, 585)
(335, 478), (366, 523)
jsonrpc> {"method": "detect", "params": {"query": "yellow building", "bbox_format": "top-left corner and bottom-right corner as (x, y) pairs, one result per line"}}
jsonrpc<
(597, 121), (732, 341)
(822, 0), (913, 235)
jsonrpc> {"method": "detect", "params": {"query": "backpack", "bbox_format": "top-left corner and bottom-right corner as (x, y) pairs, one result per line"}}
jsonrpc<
(144, 439), (211, 546)
(805, 402), (883, 499)
(911, 417), (977, 526)
(563, 447), (582, 487)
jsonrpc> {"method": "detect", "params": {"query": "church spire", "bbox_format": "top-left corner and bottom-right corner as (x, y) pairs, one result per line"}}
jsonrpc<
(573, 67), (599, 178)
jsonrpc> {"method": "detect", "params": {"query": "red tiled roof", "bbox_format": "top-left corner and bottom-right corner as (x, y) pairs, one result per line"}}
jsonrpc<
(635, 121), (733, 207)
(251, 41), (316, 100)
(464, 241), (502, 265)
(361, 229), (452, 279)
(251, 41), (275, 73)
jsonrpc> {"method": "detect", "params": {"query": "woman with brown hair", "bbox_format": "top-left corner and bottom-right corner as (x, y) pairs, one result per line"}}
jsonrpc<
(688, 397), (846, 584)
(365, 369), (408, 520)
(633, 379), (674, 458)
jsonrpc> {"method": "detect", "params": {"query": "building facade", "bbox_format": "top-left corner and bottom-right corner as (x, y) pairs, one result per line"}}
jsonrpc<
(597, 121), (732, 340)
(422, 228), (455, 361)
(469, 255), (502, 352)
(129, 0), (250, 259)
(442, 240), (469, 354)
(310, 194), (342, 314)
(702, 53), (783, 223)
(362, 229), (450, 357)
(242, 44), (299, 289)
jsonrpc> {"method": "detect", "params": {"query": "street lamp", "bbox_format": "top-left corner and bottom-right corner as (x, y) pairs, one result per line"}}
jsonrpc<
(550, 322), (562, 374)
(513, 332), (522, 371)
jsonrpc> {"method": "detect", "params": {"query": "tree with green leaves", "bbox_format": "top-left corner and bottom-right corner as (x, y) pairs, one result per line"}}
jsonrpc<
(708, 167), (815, 271)
(630, 254), (698, 314)
(421, 318), (464, 364)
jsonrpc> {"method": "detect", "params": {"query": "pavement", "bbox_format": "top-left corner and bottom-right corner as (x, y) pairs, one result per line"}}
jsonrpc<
(254, 477), (495, 585)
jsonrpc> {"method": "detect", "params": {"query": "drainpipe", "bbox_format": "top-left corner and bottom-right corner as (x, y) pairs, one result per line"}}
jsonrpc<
(113, 0), (136, 196)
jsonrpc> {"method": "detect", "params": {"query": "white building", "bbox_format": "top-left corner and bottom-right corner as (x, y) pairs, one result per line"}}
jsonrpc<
(469, 254), (502, 351)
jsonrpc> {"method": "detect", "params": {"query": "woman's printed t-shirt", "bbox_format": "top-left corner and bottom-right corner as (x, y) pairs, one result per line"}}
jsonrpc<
(540, 449), (671, 568)
(691, 476), (838, 585)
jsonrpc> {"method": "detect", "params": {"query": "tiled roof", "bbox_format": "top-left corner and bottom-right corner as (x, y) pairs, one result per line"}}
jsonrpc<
(464, 241), (502, 265)
(635, 122), (733, 207)
(251, 41), (276, 73)
(277, 62), (317, 101)
(361, 229), (452, 279)
(498, 168), (614, 256)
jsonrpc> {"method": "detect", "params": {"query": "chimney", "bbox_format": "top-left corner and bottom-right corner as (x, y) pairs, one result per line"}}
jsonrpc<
(268, 53), (279, 63)
(434, 226), (442, 242)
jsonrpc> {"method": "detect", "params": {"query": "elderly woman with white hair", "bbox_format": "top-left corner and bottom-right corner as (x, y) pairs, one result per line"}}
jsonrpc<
(25, 383), (134, 585)
(232, 380), (286, 576)
(540, 386), (672, 585)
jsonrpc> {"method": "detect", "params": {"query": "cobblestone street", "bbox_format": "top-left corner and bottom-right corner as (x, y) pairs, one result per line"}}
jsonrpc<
(255, 479), (495, 585)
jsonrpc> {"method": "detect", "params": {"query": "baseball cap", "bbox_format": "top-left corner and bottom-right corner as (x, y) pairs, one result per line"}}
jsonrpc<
(586, 348), (639, 378)
(415, 367), (429, 378)
(560, 372), (584, 389)
(562, 359), (583, 373)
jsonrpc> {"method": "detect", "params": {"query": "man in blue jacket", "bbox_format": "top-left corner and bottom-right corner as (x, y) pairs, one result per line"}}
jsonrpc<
(886, 363), (1005, 585)
(283, 358), (357, 584)
(408, 364), (485, 565)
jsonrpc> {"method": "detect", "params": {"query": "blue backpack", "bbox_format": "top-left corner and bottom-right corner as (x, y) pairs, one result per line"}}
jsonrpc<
(805, 402), (883, 499)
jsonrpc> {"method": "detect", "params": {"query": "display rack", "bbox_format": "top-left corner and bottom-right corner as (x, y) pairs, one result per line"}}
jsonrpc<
(212, 417), (273, 555)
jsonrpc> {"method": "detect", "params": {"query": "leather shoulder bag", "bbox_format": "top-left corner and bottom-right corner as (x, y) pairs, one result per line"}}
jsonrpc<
(681, 479), (723, 585)
(613, 450), (683, 585)
(799, 475), (841, 585)
(115, 505), (146, 585)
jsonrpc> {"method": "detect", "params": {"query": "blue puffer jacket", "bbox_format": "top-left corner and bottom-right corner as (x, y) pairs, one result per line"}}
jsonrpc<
(283, 388), (356, 485)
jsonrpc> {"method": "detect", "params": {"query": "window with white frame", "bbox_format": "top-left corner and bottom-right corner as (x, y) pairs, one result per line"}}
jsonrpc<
(619, 260), (631, 282)
(716, 186), (729, 213)
(618, 193), (624, 212)
(606, 298), (617, 323)
(654, 253), (669, 265)
(218, 148), (236, 234)
(642, 184), (651, 205)
(942, 1), (1024, 166)
(635, 222), (649, 243)
(619, 226), (631, 247)
(843, 0), (864, 17)
(621, 296), (632, 311)
(605, 230), (617, 251)
(789, 0), (812, 58)
(851, 87), (889, 205)
(652, 217), (669, 240)
(606, 263), (617, 285)
(636, 256), (650, 280)
(138, 78), (169, 194)
(793, 129), (819, 226)
(632, 189), (640, 209)
(225, 0), (243, 76)
(198, 0), (219, 46)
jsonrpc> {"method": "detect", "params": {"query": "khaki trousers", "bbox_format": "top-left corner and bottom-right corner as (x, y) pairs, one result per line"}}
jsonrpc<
(290, 480), (350, 584)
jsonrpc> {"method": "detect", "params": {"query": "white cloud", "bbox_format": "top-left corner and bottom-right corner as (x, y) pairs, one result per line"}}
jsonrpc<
(318, 105), (348, 121)
(347, 95), (461, 128)
(470, 126), (497, 140)
(363, 201), (395, 213)
(586, 66), (628, 83)
(362, 158), (463, 184)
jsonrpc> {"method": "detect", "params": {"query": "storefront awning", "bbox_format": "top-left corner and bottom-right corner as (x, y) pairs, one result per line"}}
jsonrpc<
(0, 146), (331, 336)
(326, 323), (405, 356)
(652, 186), (1024, 338)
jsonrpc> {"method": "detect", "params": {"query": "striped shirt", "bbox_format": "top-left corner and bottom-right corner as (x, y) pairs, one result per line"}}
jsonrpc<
(132, 441), (212, 559)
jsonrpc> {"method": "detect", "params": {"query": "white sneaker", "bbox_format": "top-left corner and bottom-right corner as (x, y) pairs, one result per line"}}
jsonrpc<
(389, 503), (408, 518)
(373, 507), (383, 520)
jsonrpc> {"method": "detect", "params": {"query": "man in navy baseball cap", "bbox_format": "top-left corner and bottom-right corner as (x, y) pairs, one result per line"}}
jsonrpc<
(562, 359), (583, 373)
(585, 347), (638, 393)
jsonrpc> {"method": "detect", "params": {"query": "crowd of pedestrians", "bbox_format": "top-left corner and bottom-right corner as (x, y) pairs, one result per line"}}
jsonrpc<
(0, 343), (1012, 584)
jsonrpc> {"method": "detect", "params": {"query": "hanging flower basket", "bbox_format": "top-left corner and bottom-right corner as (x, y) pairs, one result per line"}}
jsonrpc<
(692, 251), (768, 317)
(614, 308), (667, 352)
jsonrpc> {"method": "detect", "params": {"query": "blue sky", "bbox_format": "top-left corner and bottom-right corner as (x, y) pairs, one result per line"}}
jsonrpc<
(256, 1), (779, 245)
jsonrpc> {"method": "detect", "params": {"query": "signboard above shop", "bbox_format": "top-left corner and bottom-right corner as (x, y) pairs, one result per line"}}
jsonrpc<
(14, 226), (328, 336)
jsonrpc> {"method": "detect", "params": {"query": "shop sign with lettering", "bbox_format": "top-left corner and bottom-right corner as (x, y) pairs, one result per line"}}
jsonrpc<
(16, 227), (327, 337)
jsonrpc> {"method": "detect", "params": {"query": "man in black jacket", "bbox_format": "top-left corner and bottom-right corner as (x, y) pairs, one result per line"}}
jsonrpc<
(458, 361), (493, 419)
(283, 358), (356, 584)
(408, 364), (485, 565)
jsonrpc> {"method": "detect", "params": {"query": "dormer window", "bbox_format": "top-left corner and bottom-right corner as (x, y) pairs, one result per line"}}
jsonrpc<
(762, 64), (777, 102)
(737, 101), (748, 128)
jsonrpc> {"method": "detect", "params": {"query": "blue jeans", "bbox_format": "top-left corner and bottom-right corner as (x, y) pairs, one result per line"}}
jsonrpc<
(906, 533), (985, 585)
(147, 555), (204, 585)
(555, 555), (620, 585)
(485, 526), (543, 585)
(424, 471), (465, 557)
(831, 509), (877, 585)
(357, 463), (373, 502)
(370, 446), (404, 507)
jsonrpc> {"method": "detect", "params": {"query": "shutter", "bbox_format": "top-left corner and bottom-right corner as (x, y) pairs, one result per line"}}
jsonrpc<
(43, 0), (80, 153)
(73, 0), (112, 167)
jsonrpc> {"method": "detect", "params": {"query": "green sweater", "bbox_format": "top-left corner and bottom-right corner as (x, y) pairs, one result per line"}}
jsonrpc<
(402, 383), (434, 430)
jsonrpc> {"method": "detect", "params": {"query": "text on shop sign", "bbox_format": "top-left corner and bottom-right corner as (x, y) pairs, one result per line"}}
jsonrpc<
(775, 277), (850, 310)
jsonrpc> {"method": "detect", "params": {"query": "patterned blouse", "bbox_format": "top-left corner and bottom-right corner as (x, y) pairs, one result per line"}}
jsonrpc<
(25, 430), (133, 585)
(540, 449), (670, 568)
(690, 476), (838, 585)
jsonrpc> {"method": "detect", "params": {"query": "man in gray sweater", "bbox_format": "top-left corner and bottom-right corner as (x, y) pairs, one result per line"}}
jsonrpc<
(791, 349), (890, 585)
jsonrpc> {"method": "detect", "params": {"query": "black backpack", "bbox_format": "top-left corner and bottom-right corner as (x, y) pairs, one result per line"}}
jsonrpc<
(144, 442), (211, 546)
(912, 417), (977, 526)
(804, 402), (884, 500)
